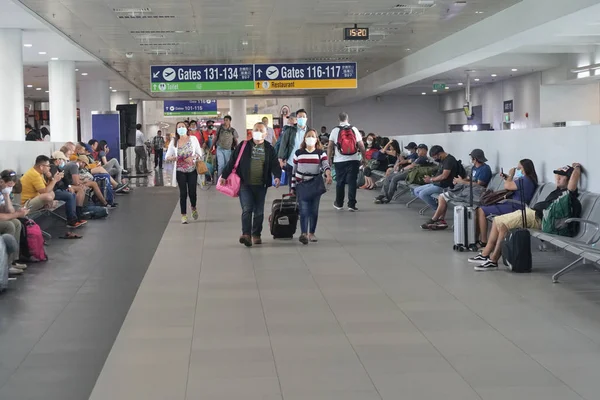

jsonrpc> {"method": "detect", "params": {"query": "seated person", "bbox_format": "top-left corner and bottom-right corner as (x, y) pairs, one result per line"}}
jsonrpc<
(413, 145), (459, 210)
(476, 159), (538, 245)
(93, 140), (129, 191)
(364, 133), (379, 160)
(362, 139), (401, 190)
(68, 155), (115, 208)
(49, 152), (87, 228)
(421, 149), (492, 230)
(75, 143), (126, 193)
(397, 142), (419, 169)
(469, 163), (582, 271)
(20, 155), (58, 211)
(0, 170), (30, 274)
(375, 144), (432, 204)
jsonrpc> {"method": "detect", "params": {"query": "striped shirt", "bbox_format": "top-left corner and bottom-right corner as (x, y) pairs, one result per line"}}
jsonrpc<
(291, 149), (331, 189)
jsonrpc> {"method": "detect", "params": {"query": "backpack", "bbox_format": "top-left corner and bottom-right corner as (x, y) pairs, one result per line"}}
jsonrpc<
(18, 218), (47, 262)
(541, 191), (579, 237)
(82, 205), (109, 219)
(336, 125), (358, 156)
(456, 160), (467, 179)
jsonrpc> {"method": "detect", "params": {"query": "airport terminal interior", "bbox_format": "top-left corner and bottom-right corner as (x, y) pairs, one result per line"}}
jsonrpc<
(3, 0), (600, 399)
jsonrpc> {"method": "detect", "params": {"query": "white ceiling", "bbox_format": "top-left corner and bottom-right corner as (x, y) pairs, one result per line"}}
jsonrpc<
(14, 0), (521, 98)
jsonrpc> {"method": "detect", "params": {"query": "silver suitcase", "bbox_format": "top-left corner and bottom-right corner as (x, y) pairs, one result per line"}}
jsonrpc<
(453, 205), (477, 252)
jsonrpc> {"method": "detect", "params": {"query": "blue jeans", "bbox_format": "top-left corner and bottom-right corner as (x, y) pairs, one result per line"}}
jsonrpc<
(217, 147), (232, 178)
(54, 189), (77, 222)
(334, 160), (360, 208)
(299, 197), (321, 234)
(413, 184), (443, 210)
(239, 185), (267, 237)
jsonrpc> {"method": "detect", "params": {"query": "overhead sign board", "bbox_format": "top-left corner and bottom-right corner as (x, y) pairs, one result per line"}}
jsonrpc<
(163, 100), (217, 116)
(503, 100), (514, 113)
(151, 65), (254, 92)
(150, 62), (357, 92)
(253, 62), (357, 91)
(433, 83), (446, 90)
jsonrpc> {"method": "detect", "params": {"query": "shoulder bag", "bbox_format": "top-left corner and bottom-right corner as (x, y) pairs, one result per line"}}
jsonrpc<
(216, 141), (247, 198)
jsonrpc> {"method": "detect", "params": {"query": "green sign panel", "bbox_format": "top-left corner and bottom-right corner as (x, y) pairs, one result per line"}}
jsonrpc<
(433, 83), (446, 90)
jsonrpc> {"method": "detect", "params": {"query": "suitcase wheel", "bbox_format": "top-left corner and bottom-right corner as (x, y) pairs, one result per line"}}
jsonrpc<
(458, 247), (464, 252)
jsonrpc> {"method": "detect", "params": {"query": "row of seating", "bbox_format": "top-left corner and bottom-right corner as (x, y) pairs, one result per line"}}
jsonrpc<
(390, 170), (600, 282)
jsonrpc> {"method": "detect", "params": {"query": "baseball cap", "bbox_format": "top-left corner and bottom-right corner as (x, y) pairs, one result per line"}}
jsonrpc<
(288, 112), (297, 119)
(553, 165), (574, 178)
(429, 145), (444, 157)
(417, 144), (428, 150)
(83, 144), (94, 154)
(404, 142), (418, 150)
(51, 151), (68, 161)
(469, 149), (488, 163)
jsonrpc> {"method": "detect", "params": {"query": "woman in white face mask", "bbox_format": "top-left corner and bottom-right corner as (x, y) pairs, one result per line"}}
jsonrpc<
(220, 122), (281, 247)
(291, 129), (332, 244)
(0, 170), (30, 274)
(166, 121), (203, 224)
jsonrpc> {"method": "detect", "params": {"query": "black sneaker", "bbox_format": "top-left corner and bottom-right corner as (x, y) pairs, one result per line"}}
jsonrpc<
(333, 203), (344, 211)
(474, 260), (498, 271)
(468, 254), (490, 264)
(348, 206), (358, 212)
(299, 234), (309, 245)
(374, 195), (385, 204)
(420, 219), (437, 230)
(430, 219), (448, 230)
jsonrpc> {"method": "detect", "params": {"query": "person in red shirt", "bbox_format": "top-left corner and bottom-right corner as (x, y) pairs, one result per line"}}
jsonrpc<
(188, 120), (203, 145)
(202, 120), (217, 150)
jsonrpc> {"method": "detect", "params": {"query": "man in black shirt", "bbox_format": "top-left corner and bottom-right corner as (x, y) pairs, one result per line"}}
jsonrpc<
(470, 163), (582, 271)
(413, 145), (459, 210)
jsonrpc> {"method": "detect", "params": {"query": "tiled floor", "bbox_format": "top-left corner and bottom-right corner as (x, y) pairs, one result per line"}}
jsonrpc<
(88, 186), (600, 400)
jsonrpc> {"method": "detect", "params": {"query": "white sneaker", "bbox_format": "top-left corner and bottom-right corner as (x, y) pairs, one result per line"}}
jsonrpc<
(9, 267), (23, 275)
(12, 263), (27, 270)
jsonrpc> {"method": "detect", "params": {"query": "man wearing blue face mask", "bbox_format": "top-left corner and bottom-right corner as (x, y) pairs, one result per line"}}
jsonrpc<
(278, 109), (309, 191)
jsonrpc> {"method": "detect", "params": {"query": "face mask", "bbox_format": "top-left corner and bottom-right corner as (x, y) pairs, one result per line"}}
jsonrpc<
(190, 126), (197, 131)
(58, 161), (66, 170)
(1, 186), (12, 195)
(177, 127), (188, 136)
(514, 169), (524, 179)
(297, 117), (307, 127)
(305, 137), (317, 147)
(367, 140), (373, 146)
(252, 131), (264, 141)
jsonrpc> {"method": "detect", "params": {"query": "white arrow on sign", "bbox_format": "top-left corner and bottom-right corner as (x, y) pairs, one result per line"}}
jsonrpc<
(256, 70), (263, 78)
(152, 71), (160, 79)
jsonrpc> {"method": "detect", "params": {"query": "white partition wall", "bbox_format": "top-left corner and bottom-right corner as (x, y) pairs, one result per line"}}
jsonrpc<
(0, 142), (57, 174)
(392, 125), (600, 193)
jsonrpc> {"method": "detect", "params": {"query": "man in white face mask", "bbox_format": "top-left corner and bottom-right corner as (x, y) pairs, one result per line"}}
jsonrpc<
(220, 122), (281, 247)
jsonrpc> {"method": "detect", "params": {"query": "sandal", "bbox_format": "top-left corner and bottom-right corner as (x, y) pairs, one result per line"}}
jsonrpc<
(59, 232), (83, 240)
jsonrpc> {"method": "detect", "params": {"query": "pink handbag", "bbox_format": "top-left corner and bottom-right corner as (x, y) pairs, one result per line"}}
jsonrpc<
(216, 141), (247, 197)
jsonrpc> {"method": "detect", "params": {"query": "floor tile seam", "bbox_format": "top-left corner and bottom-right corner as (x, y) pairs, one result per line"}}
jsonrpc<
(323, 233), (485, 400)
(373, 237), (588, 399)
(184, 202), (208, 400)
(293, 241), (384, 400)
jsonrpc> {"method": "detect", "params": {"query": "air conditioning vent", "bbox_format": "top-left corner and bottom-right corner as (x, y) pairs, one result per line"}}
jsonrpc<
(113, 7), (152, 13)
(118, 15), (176, 19)
(348, 11), (425, 16)
(395, 2), (435, 8)
(131, 30), (196, 34)
(143, 49), (183, 55)
(133, 34), (166, 39)
(138, 42), (183, 47)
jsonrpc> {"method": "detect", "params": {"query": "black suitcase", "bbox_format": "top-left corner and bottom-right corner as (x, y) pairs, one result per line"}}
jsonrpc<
(269, 194), (299, 239)
(501, 180), (532, 273)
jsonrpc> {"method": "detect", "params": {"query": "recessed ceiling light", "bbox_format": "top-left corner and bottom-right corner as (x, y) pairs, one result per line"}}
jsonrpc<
(474, 78), (480, 81)
(36, 88), (42, 91)
(112, 89), (117, 92)
(475, 11), (484, 14)
(81, 73), (88, 76)
(109, 86), (112, 89)
(50, 57), (59, 60)
(421, 92), (426, 95)
(491, 74), (497, 77)
(245, 24), (254, 27)
(45, 90), (49, 93)
(406, 48), (411, 51)
(432, 89), (438, 93)
(129, 98), (132, 100)
(38, 51), (46, 55)
(457, 82), (464, 86)
(241, 40), (249, 45)
(445, 86), (450, 89)
(75, 68), (79, 71)
(23, 44), (32, 47)
(26, 84), (32, 88)
(511, 68), (518, 72)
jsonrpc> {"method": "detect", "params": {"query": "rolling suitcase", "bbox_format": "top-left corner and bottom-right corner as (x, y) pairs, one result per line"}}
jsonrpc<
(269, 194), (299, 239)
(453, 168), (478, 252)
(502, 181), (532, 273)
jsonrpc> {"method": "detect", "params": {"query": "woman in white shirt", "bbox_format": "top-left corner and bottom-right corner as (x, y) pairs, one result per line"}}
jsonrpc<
(166, 122), (203, 224)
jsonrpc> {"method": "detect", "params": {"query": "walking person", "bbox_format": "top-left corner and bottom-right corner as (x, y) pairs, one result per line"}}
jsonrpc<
(166, 122), (203, 224)
(214, 115), (239, 178)
(152, 130), (165, 169)
(327, 112), (366, 211)
(291, 129), (332, 245)
(278, 110), (309, 191)
(220, 122), (281, 247)
(135, 124), (149, 174)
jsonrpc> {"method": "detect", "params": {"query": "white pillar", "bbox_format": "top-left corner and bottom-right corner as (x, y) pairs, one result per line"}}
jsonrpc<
(135, 99), (144, 128)
(79, 80), (110, 143)
(0, 29), (25, 141)
(110, 91), (129, 111)
(229, 98), (247, 135)
(48, 60), (77, 143)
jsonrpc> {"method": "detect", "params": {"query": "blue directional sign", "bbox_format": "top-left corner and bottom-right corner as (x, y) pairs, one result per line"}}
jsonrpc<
(163, 100), (218, 116)
(253, 62), (357, 90)
(151, 64), (255, 92)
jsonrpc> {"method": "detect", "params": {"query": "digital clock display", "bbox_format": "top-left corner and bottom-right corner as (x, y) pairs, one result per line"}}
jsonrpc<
(344, 27), (369, 41)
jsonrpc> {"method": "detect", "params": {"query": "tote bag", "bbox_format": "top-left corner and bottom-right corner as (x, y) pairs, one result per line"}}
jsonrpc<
(216, 141), (247, 197)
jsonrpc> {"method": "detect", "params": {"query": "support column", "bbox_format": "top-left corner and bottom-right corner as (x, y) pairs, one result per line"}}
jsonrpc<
(79, 80), (110, 143)
(48, 60), (77, 143)
(0, 29), (25, 141)
(110, 91), (129, 111)
(229, 98), (247, 135)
